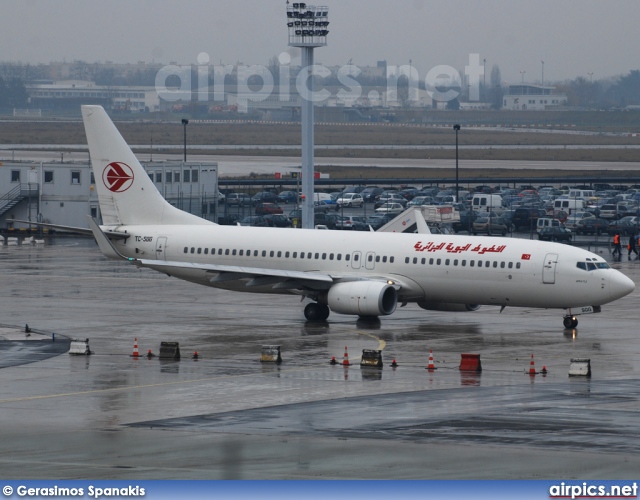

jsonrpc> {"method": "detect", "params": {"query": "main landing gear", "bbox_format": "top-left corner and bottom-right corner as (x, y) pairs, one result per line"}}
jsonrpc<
(304, 302), (330, 321)
(563, 315), (578, 329)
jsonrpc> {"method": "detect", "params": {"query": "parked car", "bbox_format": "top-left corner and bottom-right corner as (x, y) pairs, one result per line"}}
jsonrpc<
(255, 202), (283, 215)
(375, 202), (404, 215)
(576, 218), (609, 235)
(360, 187), (384, 202)
(277, 190), (298, 204)
(263, 214), (292, 227)
(239, 215), (268, 227)
(314, 212), (339, 229)
(407, 196), (435, 207)
(606, 217), (639, 236)
(538, 226), (573, 242)
(251, 191), (278, 205)
(472, 217), (507, 236)
(374, 193), (406, 209)
(227, 193), (252, 206)
(335, 193), (364, 208)
(452, 210), (479, 233)
(512, 208), (546, 231)
(217, 214), (241, 225)
(334, 216), (367, 230)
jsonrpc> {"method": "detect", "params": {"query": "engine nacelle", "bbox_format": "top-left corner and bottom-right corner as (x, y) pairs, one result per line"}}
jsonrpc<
(326, 281), (397, 317)
(417, 301), (481, 312)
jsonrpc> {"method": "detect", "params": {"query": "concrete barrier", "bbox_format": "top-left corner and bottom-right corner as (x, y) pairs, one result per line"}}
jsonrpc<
(69, 338), (91, 355)
(360, 349), (383, 368)
(261, 345), (282, 363)
(159, 341), (180, 360)
(569, 358), (591, 377)
(459, 353), (482, 372)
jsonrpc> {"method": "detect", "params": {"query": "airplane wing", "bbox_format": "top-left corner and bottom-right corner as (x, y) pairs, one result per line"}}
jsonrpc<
(7, 219), (129, 240)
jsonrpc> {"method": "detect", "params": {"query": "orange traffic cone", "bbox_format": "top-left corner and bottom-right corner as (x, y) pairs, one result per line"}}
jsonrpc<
(427, 349), (437, 371)
(329, 356), (338, 365)
(146, 349), (154, 358)
(541, 365), (548, 375)
(342, 346), (351, 366)
(131, 338), (139, 358)
(528, 354), (536, 375)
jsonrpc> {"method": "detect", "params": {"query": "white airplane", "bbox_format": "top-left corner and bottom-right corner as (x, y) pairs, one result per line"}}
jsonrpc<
(48, 106), (640, 328)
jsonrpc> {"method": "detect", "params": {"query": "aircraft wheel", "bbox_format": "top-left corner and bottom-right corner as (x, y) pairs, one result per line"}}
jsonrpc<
(571, 317), (578, 328)
(304, 302), (329, 321)
(563, 316), (578, 329)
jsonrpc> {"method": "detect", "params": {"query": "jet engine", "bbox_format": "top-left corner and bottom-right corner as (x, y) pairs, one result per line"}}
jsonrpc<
(417, 301), (481, 312)
(326, 281), (397, 317)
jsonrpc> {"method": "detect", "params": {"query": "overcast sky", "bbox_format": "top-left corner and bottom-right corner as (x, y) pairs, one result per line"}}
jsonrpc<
(2, 0), (638, 84)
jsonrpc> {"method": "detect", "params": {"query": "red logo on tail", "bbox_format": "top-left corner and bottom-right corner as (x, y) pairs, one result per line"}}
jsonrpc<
(103, 162), (134, 192)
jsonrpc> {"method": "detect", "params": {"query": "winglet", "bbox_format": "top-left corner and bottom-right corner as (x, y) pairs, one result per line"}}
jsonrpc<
(86, 215), (130, 261)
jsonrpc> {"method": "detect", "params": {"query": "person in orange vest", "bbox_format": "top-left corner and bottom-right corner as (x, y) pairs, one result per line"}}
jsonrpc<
(613, 232), (621, 257)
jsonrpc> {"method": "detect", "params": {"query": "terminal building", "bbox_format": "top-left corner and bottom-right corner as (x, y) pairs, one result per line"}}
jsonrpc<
(0, 161), (219, 231)
(502, 84), (567, 111)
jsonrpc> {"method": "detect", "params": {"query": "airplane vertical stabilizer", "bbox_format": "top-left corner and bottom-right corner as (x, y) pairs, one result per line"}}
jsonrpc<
(81, 105), (212, 227)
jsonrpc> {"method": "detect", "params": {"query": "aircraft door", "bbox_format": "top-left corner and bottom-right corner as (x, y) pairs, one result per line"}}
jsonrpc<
(542, 253), (558, 284)
(351, 251), (362, 269)
(365, 252), (376, 270)
(156, 236), (167, 261)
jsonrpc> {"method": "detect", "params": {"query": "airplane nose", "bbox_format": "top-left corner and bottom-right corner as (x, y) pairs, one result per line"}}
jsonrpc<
(610, 271), (635, 301)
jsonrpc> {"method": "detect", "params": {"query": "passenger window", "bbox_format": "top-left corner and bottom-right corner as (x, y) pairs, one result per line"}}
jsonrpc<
(232, 249), (237, 256)
(454, 260), (458, 266)
(405, 257), (410, 264)
(315, 253), (320, 259)
(285, 251), (290, 258)
(382, 256), (387, 263)
(345, 254), (350, 261)
(421, 258), (426, 265)
(508, 262), (513, 269)
(500, 262), (505, 268)
(445, 259), (450, 265)
(204, 248), (209, 255)
(330, 253), (334, 260)
(270, 251), (275, 257)
(184, 247), (188, 253)
(218, 249), (223, 255)
(376, 256), (380, 262)
(486, 262), (491, 268)
(238, 250), (243, 256)
(277, 251), (282, 258)
(353, 254), (359, 261)
(477, 260), (482, 267)
(322, 253), (327, 260)
(293, 252), (297, 258)
(462, 260), (466, 266)
(516, 263), (521, 269)
(436, 259), (441, 265)
(413, 257), (417, 264)
(337, 254), (342, 261)
(493, 261), (497, 268)
(190, 247), (195, 254)
(390, 257), (394, 263)
(262, 250), (266, 257)
(470, 261), (475, 267)
(254, 250), (258, 256)
(197, 248), (202, 254)
(225, 249), (230, 255)
(429, 258), (434, 265)
(300, 252), (305, 259)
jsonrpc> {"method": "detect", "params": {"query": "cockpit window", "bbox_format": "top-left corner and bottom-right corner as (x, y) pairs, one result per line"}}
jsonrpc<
(577, 261), (610, 271)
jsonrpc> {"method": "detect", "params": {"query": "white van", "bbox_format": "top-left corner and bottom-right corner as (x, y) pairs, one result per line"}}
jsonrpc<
(553, 198), (585, 214)
(471, 194), (506, 215)
(568, 189), (595, 199)
(537, 217), (563, 233)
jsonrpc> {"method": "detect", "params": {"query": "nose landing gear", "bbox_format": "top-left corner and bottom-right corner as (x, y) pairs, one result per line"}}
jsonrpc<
(563, 315), (578, 329)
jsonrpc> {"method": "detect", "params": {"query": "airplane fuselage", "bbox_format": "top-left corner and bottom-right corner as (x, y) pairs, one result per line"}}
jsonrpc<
(111, 224), (628, 310)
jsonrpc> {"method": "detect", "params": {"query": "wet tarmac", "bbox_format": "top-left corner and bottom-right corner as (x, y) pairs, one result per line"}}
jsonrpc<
(0, 236), (639, 479)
